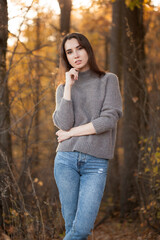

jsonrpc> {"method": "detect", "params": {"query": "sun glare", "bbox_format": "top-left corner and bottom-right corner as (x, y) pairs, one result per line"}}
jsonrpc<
(8, 0), (92, 36)
(7, 0), (160, 46)
(152, 0), (160, 6)
(73, 0), (92, 9)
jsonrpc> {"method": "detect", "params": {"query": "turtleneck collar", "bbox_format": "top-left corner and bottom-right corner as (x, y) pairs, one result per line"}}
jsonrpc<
(78, 69), (92, 79)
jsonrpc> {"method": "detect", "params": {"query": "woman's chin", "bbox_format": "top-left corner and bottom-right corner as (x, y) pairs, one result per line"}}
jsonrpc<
(77, 66), (90, 72)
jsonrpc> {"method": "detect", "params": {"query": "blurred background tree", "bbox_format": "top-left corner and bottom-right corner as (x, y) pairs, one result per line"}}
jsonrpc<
(0, 0), (12, 227)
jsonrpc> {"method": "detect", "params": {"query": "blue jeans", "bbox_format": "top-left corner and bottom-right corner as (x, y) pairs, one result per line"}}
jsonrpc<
(54, 151), (108, 240)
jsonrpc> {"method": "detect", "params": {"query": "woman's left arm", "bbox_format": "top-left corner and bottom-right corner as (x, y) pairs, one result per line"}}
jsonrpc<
(56, 122), (96, 143)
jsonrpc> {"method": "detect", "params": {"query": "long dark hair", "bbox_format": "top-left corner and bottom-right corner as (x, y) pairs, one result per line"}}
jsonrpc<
(59, 32), (105, 80)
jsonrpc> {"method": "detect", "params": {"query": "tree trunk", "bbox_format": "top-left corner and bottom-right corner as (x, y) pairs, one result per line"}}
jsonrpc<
(105, 0), (123, 215)
(120, 0), (148, 218)
(0, 0), (12, 226)
(109, 0), (122, 77)
(58, 0), (72, 35)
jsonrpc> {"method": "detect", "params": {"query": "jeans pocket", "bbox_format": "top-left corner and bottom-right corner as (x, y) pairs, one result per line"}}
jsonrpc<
(83, 155), (108, 175)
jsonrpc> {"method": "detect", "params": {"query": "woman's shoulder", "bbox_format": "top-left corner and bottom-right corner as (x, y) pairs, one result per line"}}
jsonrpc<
(101, 72), (119, 83)
(101, 72), (118, 80)
(56, 83), (65, 91)
(100, 72), (120, 88)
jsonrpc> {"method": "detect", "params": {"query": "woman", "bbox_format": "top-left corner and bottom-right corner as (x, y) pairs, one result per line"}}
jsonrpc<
(52, 32), (122, 240)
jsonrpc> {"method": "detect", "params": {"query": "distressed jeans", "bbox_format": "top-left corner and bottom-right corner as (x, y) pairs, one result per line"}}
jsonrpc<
(54, 151), (108, 240)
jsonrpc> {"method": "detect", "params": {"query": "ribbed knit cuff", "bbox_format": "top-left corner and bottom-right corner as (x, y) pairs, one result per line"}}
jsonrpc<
(92, 118), (109, 134)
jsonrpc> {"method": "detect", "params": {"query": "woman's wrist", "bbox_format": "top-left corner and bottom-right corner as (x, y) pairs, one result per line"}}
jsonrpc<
(65, 82), (72, 88)
(68, 123), (96, 138)
(68, 128), (74, 137)
(63, 84), (72, 100)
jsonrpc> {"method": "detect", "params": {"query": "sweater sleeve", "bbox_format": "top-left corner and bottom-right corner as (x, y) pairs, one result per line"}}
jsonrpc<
(91, 74), (122, 134)
(52, 84), (74, 131)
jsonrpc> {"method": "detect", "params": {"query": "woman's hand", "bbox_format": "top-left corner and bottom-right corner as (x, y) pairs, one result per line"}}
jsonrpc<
(65, 68), (79, 87)
(55, 123), (96, 143)
(63, 68), (78, 100)
(56, 129), (71, 142)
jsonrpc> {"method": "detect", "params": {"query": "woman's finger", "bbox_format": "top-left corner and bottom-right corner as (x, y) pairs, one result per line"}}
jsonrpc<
(70, 68), (79, 80)
(56, 130), (60, 135)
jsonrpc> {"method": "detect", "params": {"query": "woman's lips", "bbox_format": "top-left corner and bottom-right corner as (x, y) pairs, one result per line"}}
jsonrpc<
(75, 60), (82, 65)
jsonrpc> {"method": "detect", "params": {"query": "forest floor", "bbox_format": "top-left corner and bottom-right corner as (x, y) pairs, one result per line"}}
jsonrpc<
(54, 217), (160, 240)
(86, 202), (160, 240)
(88, 217), (160, 240)
(0, 217), (160, 240)
(0, 202), (160, 240)
(54, 207), (160, 240)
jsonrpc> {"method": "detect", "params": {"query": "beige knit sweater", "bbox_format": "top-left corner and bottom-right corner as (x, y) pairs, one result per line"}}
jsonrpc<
(53, 70), (122, 159)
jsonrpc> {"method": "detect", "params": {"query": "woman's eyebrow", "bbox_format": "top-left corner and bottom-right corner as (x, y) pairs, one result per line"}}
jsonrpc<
(66, 48), (72, 52)
(76, 44), (81, 48)
(66, 44), (81, 52)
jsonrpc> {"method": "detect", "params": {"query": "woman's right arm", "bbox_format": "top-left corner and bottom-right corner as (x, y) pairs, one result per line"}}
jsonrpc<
(52, 68), (78, 131)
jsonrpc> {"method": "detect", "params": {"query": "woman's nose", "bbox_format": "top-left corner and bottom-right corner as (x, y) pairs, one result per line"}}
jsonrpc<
(74, 50), (79, 58)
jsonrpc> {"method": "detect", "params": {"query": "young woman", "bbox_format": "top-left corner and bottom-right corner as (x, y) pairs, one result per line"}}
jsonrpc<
(52, 32), (122, 240)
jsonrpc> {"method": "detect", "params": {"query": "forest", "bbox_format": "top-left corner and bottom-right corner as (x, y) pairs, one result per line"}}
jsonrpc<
(0, 0), (160, 239)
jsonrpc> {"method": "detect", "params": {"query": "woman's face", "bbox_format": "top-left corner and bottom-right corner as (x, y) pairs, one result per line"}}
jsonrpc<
(64, 38), (89, 72)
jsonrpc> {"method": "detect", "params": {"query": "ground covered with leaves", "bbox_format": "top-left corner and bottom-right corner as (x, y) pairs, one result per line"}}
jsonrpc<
(0, 201), (160, 240)
(0, 217), (160, 240)
(89, 218), (160, 240)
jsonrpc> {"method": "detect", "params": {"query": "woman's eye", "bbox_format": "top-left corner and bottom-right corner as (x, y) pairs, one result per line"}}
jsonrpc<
(78, 46), (83, 50)
(67, 51), (72, 55)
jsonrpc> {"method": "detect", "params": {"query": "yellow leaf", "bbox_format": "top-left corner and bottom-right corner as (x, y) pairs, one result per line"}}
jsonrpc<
(155, 152), (160, 163)
(34, 178), (38, 183)
(38, 181), (43, 186)
(153, 166), (158, 175)
(157, 211), (160, 219)
(145, 167), (150, 173)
